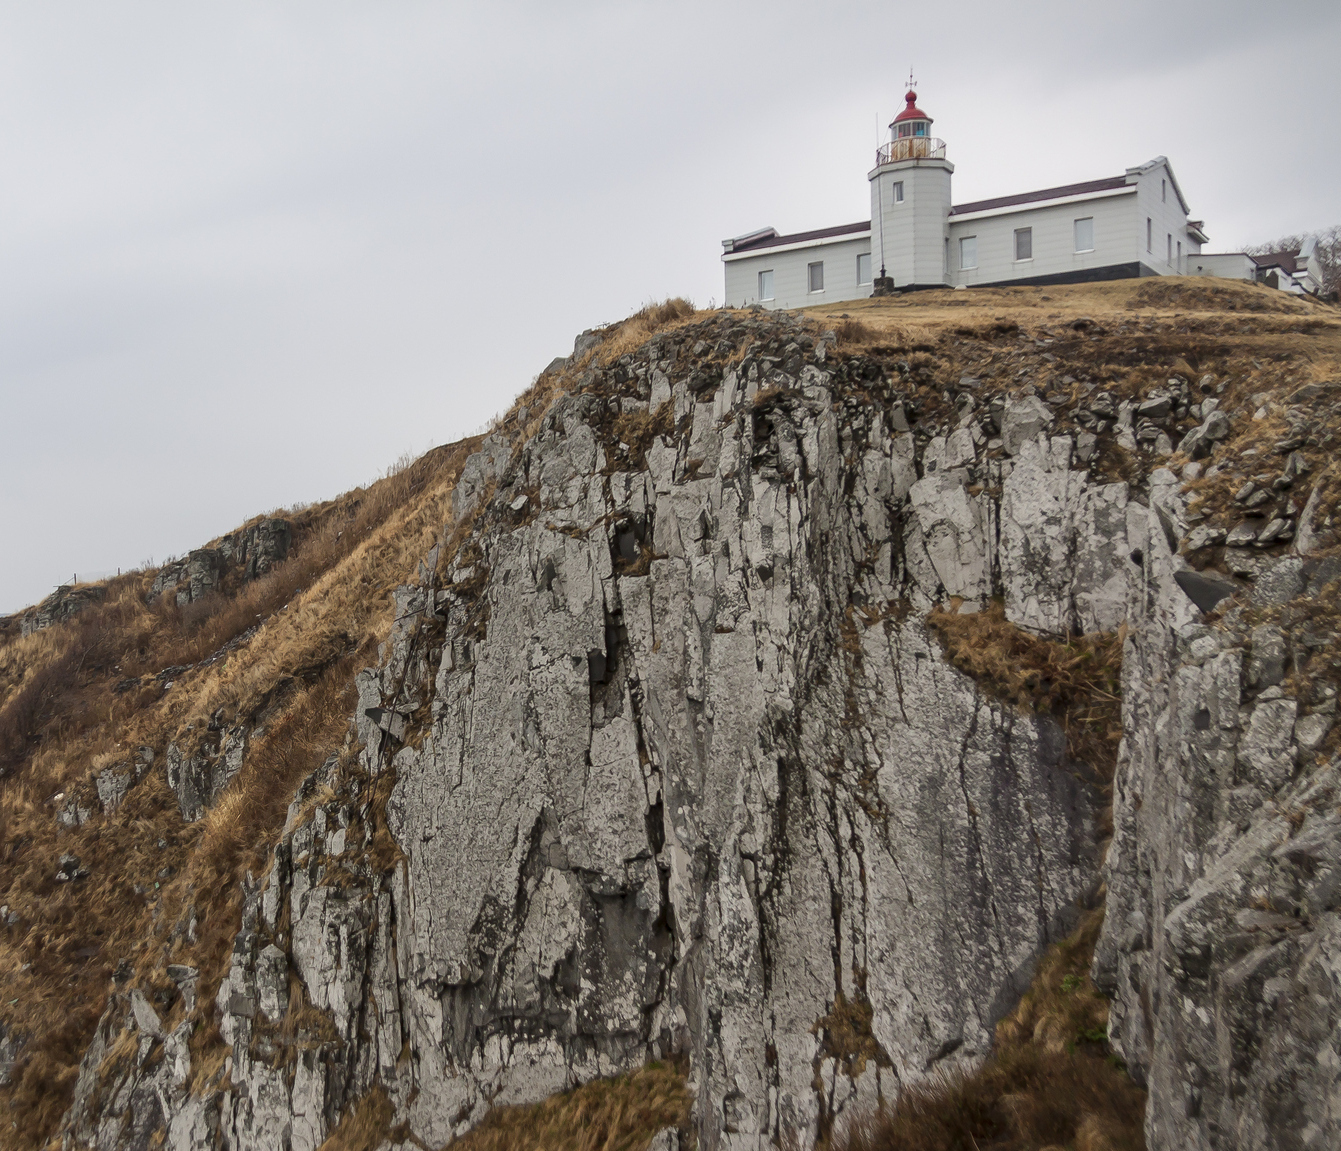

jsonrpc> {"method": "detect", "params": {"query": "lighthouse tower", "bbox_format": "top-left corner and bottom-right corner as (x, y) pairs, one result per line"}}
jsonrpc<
(869, 88), (953, 289)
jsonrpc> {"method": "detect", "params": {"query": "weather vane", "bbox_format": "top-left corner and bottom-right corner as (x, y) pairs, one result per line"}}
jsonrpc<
(907, 68), (916, 90)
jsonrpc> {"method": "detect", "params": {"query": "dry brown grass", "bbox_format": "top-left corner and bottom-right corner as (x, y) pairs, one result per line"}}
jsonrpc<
(316, 1085), (396, 1151)
(454, 1062), (692, 1151)
(837, 914), (1144, 1151)
(487, 298), (698, 467)
(926, 601), (1124, 783)
(821, 316), (937, 352)
(610, 404), (674, 469)
(593, 298), (698, 366)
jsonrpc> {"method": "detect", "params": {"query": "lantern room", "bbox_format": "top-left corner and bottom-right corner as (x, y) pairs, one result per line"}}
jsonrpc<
(891, 89), (932, 139)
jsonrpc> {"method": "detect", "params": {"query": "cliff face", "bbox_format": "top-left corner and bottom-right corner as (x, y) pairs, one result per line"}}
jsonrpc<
(1098, 541), (1341, 1147)
(19, 282), (1341, 1150)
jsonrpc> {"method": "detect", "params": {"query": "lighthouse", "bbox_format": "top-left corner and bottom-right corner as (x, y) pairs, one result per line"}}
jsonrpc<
(868, 88), (953, 290)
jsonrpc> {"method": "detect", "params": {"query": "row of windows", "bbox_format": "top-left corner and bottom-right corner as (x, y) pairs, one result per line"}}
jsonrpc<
(957, 216), (1096, 270)
(757, 254), (873, 300)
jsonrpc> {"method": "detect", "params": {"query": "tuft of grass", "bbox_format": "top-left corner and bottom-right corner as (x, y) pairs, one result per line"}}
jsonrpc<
(925, 601), (1123, 783)
(837, 914), (1145, 1151)
(316, 1086), (396, 1151)
(594, 298), (699, 366)
(454, 1062), (692, 1151)
(610, 404), (674, 469)
(831, 318), (880, 345)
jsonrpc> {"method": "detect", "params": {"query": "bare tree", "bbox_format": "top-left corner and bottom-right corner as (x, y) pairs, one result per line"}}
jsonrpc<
(1244, 225), (1341, 299)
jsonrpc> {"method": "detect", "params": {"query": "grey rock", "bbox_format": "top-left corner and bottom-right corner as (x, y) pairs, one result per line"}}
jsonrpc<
(648, 1128), (680, 1151)
(1137, 395), (1172, 420)
(1247, 625), (1287, 688)
(1203, 409), (1232, 440)
(166, 727), (249, 822)
(1225, 521), (1260, 547)
(19, 583), (107, 637)
(1251, 556), (1305, 607)
(574, 329), (603, 358)
(999, 394), (1054, 455)
(95, 759), (148, 813)
(57, 796), (92, 829)
(1183, 524), (1226, 551)
(1173, 570), (1238, 612)
(0, 1023), (22, 1088)
(1295, 485), (1323, 555)
(1294, 713), (1332, 756)
(1255, 517), (1289, 546)
(1178, 408), (1233, 459)
(55, 853), (88, 882)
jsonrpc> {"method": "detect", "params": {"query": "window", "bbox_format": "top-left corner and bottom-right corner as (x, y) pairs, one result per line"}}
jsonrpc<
(1014, 227), (1032, 261)
(1162, 179), (1167, 202)
(892, 181), (904, 203)
(1147, 218), (1152, 252)
(1177, 240), (1182, 270)
(857, 253), (872, 285)
(1074, 216), (1094, 252)
(914, 122), (927, 136)
(1167, 234), (1172, 264)
(959, 236), (977, 270)
(808, 262), (824, 293)
(758, 270), (774, 301)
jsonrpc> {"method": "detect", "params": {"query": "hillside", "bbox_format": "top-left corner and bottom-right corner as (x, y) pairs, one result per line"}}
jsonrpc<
(1, 279), (1339, 1151)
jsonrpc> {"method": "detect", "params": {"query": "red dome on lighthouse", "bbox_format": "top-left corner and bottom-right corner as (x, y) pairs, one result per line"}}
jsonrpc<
(891, 89), (932, 126)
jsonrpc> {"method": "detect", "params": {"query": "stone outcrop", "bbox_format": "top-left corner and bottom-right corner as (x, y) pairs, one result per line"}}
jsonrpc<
(166, 727), (249, 823)
(20, 583), (107, 637)
(149, 518), (291, 606)
(53, 310), (1341, 1151)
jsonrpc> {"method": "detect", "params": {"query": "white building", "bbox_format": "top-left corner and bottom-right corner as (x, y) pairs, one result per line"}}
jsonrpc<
(722, 88), (1244, 309)
(1188, 239), (1325, 296)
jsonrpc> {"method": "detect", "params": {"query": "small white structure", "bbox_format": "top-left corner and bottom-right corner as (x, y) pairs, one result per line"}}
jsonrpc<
(1189, 239), (1324, 296)
(723, 88), (1313, 308)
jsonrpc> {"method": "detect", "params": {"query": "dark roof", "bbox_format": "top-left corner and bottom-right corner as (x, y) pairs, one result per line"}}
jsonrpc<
(1250, 250), (1301, 273)
(950, 175), (1129, 216)
(728, 220), (869, 254)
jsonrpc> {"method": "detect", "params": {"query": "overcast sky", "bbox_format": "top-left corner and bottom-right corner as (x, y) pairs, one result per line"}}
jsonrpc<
(2, 1), (1337, 613)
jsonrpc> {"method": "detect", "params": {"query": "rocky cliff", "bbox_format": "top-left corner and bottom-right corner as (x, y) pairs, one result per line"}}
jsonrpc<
(3, 280), (1340, 1151)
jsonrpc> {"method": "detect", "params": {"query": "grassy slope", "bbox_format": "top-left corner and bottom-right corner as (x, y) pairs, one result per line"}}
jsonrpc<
(0, 281), (1337, 1150)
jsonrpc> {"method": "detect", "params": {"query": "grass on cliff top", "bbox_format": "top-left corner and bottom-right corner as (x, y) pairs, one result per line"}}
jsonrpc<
(317, 1064), (692, 1151)
(837, 913), (1145, 1151)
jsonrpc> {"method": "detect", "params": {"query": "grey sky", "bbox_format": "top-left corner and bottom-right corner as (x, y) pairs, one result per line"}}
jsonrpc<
(2, 1), (1337, 612)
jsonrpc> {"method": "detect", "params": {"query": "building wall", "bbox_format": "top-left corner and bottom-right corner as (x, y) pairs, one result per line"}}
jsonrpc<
(1132, 161), (1196, 273)
(723, 235), (873, 310)
(1187, 252), (1256, 281)
(870, 159), (953, 287)
(946, 190), (1138, 286)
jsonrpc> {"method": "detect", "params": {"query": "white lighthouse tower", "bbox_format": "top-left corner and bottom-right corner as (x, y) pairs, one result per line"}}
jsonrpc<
(869, 88), (953, 290)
